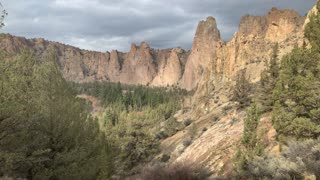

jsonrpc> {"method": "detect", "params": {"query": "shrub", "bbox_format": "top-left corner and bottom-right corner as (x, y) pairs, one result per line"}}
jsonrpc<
(202, 127), (208, 132)
(188, 124), (198, 139)
(155, 131), (169, 140)
(222, 106), (232, 116)
(242, 138), (320, 179)
(160, 154), (171, 163)
(184, 119), (193, 127)
(231, 117), (240, 125)
(135, 163), (211, 180)
(182, 139), (192, 147)
(212, 115), (219, 122)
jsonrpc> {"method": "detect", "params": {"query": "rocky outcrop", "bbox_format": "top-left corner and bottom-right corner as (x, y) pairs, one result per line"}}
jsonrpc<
(119, 42), (158, 85)
(193, 7), (306, 106)
(0, 34), (189, 86)
(151, 48), (187, 86)
(180, 17), (224, 90)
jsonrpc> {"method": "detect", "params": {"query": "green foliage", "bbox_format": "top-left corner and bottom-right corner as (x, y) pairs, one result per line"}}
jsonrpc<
(272, 46), (320, 140)
(118, 125), (159, 171)
(242, 104), (261, 149)
(245, 138), (320, 179)
(70, 80), (187, 175)
(0, 50), (113, 179)
(257, 43), (280, 112)
(70, 81), (187, 112)
(232, 69), (252, 108)
(233, 104), (264, 177)
(137, 163), (211, 180)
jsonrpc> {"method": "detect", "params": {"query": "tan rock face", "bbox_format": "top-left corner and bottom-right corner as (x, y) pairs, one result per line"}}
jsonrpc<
(151, 48), (185, 86)
(120, 42), (156, 85)
(0, 35), (188, 86)
(180, 16), (224, 90)
(193, 8), (305, 106)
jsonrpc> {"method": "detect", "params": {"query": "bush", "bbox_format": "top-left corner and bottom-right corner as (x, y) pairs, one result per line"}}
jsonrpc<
(212, 115), (219, 122)
(231, 117), (240, 125)
(222, 105), (232, 116)
(160, 154), (171, 163)
(182, 139), (192, 147)
(134, 163), (211, 180)
(241, 138), (320, 179)
(184, 119), (193, 127)
(155, 131), (169, 140)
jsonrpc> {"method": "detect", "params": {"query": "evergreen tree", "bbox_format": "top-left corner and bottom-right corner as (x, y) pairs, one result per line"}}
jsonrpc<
(232, 69), (251, 108)
(272, 46), (320, 140)
(233, 104), (263, 177)
(257, 43), (280, 112)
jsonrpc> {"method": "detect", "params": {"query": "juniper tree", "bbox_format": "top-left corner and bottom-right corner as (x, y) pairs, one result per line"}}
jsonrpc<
(232, 69), (251, 108)
(257, 43), (280, 112)
(233, 104), (263, 177)
(272, 46), (320, 140)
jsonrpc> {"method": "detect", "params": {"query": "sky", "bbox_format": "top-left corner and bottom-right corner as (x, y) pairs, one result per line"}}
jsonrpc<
(0, 0), (316, 52)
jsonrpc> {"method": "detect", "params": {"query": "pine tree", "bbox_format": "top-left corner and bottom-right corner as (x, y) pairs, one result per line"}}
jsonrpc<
(257, 43), (280, 112)
(233, 104), (263, 177)
(232, 69), (251, 108)
(272, 46), (320, 140)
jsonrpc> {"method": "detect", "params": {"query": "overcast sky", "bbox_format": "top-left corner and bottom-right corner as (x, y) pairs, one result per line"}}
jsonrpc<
(0, 0), (316, 52)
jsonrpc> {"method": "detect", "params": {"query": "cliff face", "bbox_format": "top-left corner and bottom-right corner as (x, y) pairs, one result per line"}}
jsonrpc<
(192, 7), (305, 108)
(180, 17), (224, 90)
(0, 34), (189, 86)
(0, 7), (305, 91)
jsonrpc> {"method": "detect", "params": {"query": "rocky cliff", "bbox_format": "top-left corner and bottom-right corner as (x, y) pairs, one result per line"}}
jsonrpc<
(0, 7), (305, 91)
(0, 34), (189, 86)
(180, 16), (224, 90)
(192, 7), (305, 111)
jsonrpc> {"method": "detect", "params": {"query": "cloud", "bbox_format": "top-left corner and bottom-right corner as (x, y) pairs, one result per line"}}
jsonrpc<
(1, 0), (315, 52)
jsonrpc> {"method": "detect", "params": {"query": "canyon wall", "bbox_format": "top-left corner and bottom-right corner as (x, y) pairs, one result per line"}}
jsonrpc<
(0, 34), (189, 86)
(0, 7), (307, 92)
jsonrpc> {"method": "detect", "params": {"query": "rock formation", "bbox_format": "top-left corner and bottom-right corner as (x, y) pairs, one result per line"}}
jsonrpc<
(0, 7), (306, 91)
(192, 7), (305, 108)
(0, 34), (189, 86)
(180, 16), (224, 90)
